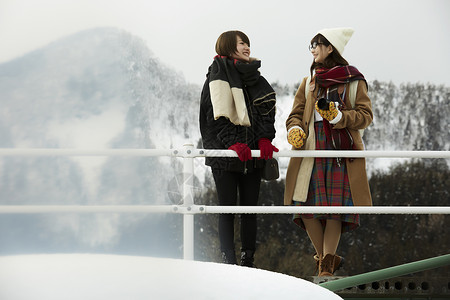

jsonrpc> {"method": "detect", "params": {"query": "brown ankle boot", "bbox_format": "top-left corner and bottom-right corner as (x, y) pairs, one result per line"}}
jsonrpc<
(313, 253), (321, 275)
(314, 253), (343, 276)
(318, 254), (343, 276)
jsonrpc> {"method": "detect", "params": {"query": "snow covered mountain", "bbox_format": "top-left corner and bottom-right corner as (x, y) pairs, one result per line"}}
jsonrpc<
(0, 27), (448, 255)
(0, 28), (200, 254)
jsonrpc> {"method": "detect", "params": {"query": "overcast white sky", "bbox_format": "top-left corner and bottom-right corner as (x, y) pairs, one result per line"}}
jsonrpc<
(0, 0), (449, 86)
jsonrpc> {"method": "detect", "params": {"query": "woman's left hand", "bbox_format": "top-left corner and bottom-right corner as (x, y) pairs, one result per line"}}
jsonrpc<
(315, 101), (342, 123)
(258, 138), (279, 160)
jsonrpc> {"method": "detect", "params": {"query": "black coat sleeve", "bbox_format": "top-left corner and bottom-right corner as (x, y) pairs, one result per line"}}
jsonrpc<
(247, 77), (276, 142)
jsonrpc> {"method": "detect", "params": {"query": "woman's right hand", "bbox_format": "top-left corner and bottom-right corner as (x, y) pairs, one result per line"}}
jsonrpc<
(228, 143), (252, 161)
(287, 127), (306, 148)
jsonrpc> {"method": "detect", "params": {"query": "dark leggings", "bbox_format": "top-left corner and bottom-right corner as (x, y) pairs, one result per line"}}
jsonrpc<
(212, 169), (261, 252)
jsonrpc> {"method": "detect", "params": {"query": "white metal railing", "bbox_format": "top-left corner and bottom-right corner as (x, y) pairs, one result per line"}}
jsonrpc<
(1, 144), (450, 260)
(0, 205), (448, 215)
(1, 148), (449, 158)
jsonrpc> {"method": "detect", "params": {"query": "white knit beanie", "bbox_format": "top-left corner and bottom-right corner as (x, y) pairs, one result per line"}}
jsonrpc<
(317, 27), (354, 55)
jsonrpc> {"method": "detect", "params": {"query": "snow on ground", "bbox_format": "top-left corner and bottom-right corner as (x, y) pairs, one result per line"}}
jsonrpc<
(0, 254), (342, 300)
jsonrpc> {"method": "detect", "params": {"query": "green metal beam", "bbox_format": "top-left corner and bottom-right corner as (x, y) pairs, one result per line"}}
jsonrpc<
(319, 253), (450, 292)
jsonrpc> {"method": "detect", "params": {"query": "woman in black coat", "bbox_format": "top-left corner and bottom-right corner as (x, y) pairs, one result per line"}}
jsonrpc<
(199, 30), (278, 267)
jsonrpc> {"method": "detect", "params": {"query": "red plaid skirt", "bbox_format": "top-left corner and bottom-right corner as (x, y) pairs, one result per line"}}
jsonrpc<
(293, 121), (359, 232)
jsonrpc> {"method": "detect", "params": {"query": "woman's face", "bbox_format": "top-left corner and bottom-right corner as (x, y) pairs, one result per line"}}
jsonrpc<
(231, 36), (250, 62)
(311, 42), (333, 64)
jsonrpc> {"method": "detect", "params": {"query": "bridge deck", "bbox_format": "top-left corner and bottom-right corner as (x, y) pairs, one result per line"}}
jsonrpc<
(311, 276), (449, 298)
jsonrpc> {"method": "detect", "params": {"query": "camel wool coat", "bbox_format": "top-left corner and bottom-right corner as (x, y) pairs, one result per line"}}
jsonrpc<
(284, 76), (373, 206)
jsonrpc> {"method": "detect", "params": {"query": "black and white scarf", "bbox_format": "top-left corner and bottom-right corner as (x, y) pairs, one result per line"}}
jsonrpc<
(208, 55), (275, 126)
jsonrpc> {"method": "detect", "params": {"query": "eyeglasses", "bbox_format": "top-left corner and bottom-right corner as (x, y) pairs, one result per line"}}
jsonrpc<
(309, 42), (324, 51)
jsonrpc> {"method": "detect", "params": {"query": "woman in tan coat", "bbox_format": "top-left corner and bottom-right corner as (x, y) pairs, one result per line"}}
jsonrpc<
(284, 28), (373, 276)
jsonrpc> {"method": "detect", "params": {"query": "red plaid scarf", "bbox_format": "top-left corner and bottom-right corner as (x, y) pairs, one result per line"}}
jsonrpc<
(314, 65), (366, 158)
(316, 65), (365, 89)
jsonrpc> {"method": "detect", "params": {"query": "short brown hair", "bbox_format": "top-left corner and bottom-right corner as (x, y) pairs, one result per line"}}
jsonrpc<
(215, 31), (250, 57)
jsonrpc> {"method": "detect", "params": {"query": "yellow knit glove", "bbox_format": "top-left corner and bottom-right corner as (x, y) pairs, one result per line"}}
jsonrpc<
(287, 127), (307, 148)
(315, 101), (340, 121)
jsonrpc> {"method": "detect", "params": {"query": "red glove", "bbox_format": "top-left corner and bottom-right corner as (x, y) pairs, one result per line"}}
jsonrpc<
(228, 143), (252, 161)
(258, 138), (279, 160)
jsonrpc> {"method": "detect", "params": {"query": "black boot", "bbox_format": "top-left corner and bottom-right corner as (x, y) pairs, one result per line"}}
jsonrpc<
(240, 250), (256, 268)
(221, 250), (237, 264)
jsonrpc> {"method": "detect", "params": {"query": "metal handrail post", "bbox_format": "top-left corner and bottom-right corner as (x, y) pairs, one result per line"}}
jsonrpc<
(319, 253), (450, 292)
(182, 143), (195, 260)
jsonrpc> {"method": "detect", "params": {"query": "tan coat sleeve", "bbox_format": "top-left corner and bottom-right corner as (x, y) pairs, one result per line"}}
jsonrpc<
(286, 77), (308, 133)
(341, 80), (373, 206)
(332, 80), (373, 131)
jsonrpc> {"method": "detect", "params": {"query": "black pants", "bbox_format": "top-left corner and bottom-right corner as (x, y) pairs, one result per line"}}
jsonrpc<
(212, 169), (261, 252)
